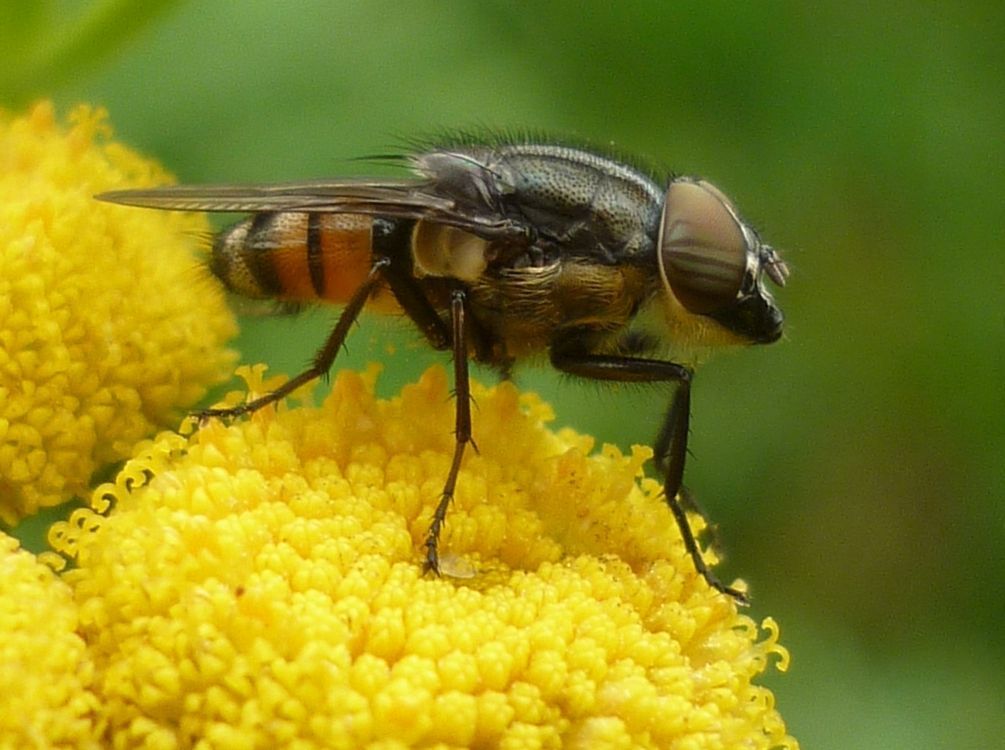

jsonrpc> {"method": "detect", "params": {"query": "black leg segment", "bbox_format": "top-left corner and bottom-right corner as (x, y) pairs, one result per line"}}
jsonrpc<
(549, 350), (749, 605)
(373, 218), (452, 351)
(196, 256), (391, 421)
(423, 288), (474, 574)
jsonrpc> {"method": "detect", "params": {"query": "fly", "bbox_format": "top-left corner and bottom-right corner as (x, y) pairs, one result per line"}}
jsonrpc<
(98, 137), (790, 605)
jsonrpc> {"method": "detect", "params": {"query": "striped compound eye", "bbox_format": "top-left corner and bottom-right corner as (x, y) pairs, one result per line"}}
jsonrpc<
(657, 180), (750, 314)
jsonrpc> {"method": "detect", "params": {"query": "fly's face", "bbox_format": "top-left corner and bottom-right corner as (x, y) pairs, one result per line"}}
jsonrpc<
(657, 179), (789, 345)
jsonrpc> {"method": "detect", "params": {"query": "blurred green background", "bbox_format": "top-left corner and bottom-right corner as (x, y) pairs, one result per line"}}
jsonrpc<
(4, 1), (1002, 747)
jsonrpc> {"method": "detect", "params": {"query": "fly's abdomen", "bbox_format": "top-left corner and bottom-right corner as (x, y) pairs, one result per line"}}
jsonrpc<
(210, 212), (376, 305)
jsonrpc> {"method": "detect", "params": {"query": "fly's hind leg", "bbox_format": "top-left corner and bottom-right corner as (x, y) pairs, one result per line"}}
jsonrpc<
(550, 347), (749, 605)
(423, 288), (474, 575)
(196, 257), (391, 422)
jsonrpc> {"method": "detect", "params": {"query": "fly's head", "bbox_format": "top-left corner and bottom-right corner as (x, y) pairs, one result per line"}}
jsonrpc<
(656, 178), (789, 348)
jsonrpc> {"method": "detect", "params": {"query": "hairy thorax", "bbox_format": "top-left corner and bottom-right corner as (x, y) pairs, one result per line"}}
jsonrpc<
(469, 259), (653, 359)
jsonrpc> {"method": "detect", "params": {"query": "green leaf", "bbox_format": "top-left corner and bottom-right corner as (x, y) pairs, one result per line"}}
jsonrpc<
(0, 0), (183, 106)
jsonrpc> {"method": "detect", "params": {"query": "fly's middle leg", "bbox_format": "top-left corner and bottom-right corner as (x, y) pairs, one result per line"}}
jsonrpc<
(423, 288), (474, 575)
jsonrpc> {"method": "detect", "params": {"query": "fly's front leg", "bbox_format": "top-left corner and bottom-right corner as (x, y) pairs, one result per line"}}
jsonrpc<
(424, 288), (474, 574)
(197, 257), (391, 421)
(651, 386), (724, 557)
(549, 349), (749, 605)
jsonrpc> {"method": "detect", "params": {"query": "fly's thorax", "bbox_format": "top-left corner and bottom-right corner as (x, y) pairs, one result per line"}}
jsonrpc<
(655, 178), (789, 348)
(415, 143), (662, 260)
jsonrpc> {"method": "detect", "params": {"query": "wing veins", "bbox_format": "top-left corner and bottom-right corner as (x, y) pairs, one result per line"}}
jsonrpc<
(96, 179), (527, 239)
(96, 179), (445, 212)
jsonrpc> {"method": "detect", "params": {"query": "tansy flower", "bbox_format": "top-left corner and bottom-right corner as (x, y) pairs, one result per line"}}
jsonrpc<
(0, 532), (99, 747)
(0, 102), (237, 523)
(50, 364), (799, 749)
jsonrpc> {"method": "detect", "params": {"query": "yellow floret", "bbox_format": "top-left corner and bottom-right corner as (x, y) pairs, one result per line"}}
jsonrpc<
(0, 533), (100, 747)
(51, 365), (798, 748)
(0, 101), (237, 523)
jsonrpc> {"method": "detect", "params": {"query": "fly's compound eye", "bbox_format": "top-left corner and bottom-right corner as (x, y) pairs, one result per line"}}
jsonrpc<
(658, 180), (749, 314)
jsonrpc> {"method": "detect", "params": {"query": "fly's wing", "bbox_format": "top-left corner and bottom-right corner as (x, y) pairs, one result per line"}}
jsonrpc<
(96, 179), (528, 241)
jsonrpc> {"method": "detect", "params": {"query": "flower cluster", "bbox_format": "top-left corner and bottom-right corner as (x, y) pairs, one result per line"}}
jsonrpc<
(0, 102), (236, 523)
(44, 365), (797, 749)
(0, 533), (99, 746)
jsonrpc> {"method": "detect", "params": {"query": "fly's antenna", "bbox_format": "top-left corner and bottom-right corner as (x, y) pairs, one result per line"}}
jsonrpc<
(762, 245), (791, 287)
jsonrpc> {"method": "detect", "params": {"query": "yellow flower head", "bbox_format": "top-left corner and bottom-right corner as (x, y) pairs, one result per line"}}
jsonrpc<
(0, 102), (237, 523)
(0, 532), (99, 747)
(52, 365), (798, 749)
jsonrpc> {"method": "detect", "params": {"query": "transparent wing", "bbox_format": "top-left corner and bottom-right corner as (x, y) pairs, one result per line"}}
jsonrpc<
(97, 179), (441, 212)
(96, 179), (526, 239)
